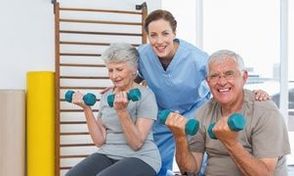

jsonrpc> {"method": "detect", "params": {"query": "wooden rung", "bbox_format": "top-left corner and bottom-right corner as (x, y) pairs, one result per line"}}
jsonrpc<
(60, 76), (109, 79)
(60, 19), (142, 26)
(60, 154), (89, 159)
(61, 143), (95, 147)
(60, 41), (140, 47)
(60, 121), (86, 124)
(60, 30), (142, 36)
(60, 53), (100, 57)
(60, 86), (107, 90)
(61, 132), (89, 135)
(60, 7), (142, 15)
(60, 41), (110, 46)
(60, 63), (105, 67)
(60, 109), (99, 112)
(60, 166), (71, 170)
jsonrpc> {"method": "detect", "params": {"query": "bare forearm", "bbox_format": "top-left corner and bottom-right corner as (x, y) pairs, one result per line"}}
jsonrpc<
(83, 107), (106, 147)
(117, 110), (145, 150)
(175, 136), (200, 174)
(225, 142), (273, 176)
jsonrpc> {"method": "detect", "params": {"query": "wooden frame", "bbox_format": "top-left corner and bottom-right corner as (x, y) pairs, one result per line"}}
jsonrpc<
(54, 2), (147, 175)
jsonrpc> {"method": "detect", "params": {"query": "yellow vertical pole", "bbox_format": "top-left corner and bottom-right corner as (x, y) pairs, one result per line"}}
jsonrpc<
(27, 71), (55, 176)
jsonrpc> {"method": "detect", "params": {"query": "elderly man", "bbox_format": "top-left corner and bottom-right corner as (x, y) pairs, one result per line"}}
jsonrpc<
(166, 50), (290, 175)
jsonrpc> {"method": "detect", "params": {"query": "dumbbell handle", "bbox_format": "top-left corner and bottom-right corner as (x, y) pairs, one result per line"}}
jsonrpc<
(65, 90), (96, 106)
(107, 88), (141, 107)
(208, 113), (246, 139)
(158, 109), (199, 136)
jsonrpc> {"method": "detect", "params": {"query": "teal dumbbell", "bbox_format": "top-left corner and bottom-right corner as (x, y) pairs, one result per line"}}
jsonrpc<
(159, 109), (199, 136)
(107, 88), (141, 107)
(208, 113), (246, 139)
(65, 90), (97, 106)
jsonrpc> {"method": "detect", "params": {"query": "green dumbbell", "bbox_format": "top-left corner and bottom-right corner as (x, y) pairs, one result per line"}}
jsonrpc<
(65, 90), (97, 106)
(159, 109), (199, 136)
(208, 113), (246, 139)
(107, 88), (141, 107)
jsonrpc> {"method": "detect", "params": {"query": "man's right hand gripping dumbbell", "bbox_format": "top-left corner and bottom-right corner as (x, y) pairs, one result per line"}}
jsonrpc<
(65, 90), (97, 106)
(159, 109), (199, 136)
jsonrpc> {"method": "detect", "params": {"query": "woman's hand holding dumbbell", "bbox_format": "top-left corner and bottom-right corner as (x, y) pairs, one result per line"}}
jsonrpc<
(65, 90), (96, 107)
(112, 91), (129, 112)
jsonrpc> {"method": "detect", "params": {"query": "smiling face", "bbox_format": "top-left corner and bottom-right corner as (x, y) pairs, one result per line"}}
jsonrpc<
(107, 62), (136, 91)
(147, 19), (176, 60)
(206, 57), (248, 107)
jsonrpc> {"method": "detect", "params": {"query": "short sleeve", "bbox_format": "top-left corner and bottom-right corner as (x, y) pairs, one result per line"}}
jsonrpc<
(188, 108), (208, 153)
(252, 106), (290, 158)
(136, 88), (158, 121)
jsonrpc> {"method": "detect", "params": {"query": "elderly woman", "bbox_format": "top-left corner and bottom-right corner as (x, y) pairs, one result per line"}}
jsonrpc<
(66, 43), (161, 176)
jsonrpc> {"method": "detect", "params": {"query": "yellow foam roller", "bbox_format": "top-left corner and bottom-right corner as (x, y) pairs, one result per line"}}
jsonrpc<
(27, 71), (55, 176)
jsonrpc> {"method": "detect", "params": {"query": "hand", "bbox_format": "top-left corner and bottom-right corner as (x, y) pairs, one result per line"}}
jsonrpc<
(213, 115), (238, 144)
(165, 112), (186, 136)
(113, 91), (129, 112)
(72, 91), (88, 108)
(253, 89), (270, 101)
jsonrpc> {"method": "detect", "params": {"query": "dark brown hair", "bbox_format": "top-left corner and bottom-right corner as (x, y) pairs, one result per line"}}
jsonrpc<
(144, 9), (177, 33)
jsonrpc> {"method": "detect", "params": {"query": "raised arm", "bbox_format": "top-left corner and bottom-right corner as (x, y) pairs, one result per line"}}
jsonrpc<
(165, 113), (203, 174)
(72, 91), (106, 147)
(213, 115), (278, 176)
(113, 90), (154, 150)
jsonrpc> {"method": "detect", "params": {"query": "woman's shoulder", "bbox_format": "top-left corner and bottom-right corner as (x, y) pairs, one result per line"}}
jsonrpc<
(133, 84), (154, 96)
(137, 43), (151, 53)
(177, 39), (208, 58)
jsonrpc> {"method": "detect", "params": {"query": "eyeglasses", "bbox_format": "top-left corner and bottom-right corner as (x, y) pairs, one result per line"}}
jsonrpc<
(207, 70), (242, 84)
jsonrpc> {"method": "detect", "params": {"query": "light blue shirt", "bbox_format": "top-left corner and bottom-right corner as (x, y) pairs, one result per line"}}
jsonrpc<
(138, 39), (210, 118)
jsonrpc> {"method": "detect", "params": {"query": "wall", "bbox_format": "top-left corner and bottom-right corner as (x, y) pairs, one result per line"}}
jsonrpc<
(0, 0), (160, 89)
(162, 0), (197, 46)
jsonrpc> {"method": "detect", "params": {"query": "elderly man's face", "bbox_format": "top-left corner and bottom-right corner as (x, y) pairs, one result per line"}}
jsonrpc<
(206, 57), (248, 106)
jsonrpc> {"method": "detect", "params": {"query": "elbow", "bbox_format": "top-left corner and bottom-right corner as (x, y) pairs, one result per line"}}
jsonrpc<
(260, 169), (274, 176)
(179, 165), (198, 175)
(93, 139), (105, 148)
(129, 140), (144, 151)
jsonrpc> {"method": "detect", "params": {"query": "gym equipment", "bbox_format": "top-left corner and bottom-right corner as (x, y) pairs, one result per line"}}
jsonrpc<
(65, 90), (96, 106)
(208, 113), (246, 139)
(159, 109), (199, 135)
(107, 88), (141, 107)
(27, 71), (55, 176)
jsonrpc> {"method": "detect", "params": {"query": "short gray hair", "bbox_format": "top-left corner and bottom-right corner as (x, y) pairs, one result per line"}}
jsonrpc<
(207, 49), (245, 74)
(101, 43), (139, 69)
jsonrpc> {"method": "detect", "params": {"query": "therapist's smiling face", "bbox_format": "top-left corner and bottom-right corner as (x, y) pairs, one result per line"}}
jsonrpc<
(147, 19), (176, 60)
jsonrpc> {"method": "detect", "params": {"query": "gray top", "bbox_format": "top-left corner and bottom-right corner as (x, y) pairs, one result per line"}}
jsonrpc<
(190, 89), (290, 176)
(97, 86), (161, 173)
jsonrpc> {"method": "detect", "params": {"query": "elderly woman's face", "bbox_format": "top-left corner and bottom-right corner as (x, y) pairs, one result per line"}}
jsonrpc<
(107, 62), (135, 91)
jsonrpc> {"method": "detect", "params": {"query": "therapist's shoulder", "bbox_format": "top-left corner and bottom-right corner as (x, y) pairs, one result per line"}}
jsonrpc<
(137, 43), (150, 53)
(179, 39), (208, 59)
